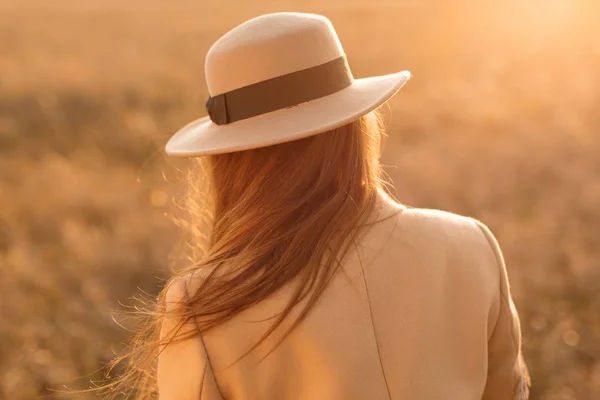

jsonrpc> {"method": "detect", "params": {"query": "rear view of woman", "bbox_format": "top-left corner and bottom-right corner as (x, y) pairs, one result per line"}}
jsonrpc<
(106, 12), (530, 400)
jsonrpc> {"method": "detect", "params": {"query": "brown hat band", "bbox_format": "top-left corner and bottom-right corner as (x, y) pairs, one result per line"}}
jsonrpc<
(205, 56), (354, 125)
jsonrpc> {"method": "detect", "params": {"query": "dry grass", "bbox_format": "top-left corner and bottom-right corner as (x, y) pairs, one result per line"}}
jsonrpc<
(1, 0), (599, 399)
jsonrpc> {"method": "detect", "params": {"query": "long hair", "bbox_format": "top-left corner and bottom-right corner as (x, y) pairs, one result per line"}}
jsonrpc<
(77, 109), (399, 399)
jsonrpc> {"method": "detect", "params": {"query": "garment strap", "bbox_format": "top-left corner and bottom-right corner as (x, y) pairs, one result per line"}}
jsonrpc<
(357, 258), (393, 400)
(182, 278), (226, 399)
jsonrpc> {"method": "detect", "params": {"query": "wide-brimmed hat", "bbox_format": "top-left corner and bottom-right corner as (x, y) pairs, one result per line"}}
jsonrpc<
(165, 12), (410, 157)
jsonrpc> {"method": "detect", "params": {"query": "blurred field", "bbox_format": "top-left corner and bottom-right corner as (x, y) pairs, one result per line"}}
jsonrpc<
(1, 0), (599, 399)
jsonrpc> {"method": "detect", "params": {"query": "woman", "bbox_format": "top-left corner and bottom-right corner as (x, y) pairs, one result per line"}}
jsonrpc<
(101, 12), (530, 400)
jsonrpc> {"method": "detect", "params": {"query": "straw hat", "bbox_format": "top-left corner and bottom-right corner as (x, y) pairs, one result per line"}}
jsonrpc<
(165, 12), (411, 157)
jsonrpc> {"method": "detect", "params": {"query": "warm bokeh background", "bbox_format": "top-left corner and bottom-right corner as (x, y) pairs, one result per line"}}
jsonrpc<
(1, 0), (599, 398)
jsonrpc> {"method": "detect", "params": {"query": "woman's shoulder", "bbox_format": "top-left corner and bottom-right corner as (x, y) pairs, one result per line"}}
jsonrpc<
(377, 191), (487, 236)
(397, 207), (493, 247)
(401, 207), (475, 224)
(376, 194), (496, 256)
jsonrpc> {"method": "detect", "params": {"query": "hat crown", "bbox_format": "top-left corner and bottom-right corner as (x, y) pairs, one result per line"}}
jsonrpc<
(205, 13), (346, 96)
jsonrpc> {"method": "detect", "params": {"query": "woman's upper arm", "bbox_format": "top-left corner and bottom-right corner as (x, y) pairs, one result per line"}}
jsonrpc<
(472, 219), (531, 400)
(157, 277), (221, 400)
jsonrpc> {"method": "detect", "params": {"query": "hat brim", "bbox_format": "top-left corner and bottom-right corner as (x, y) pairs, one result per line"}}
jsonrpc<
(165, 70), (410, 156)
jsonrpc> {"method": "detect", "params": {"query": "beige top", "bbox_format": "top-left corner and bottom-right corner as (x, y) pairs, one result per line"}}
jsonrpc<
(158, 193), (529, 400)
